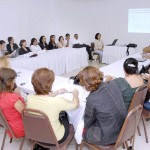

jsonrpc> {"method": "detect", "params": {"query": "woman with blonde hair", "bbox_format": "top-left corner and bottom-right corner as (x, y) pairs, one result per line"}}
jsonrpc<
(0, 56), (21, 95)
(0, 56), (11, 68)
(27, 68), (79, 145)
(0, 68), (25, 138)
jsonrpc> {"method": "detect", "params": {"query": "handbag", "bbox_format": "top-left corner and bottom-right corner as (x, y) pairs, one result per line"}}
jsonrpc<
(69, 75), (80, 85)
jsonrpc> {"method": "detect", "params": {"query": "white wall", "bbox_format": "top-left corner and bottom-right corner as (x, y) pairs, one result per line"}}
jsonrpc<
(59, 0), (150, 51)
(0, 0), (65, 45)
(0, 0), (150, 51)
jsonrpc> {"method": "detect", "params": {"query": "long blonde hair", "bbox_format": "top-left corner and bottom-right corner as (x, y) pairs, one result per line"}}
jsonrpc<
(0, 57), (11, 68)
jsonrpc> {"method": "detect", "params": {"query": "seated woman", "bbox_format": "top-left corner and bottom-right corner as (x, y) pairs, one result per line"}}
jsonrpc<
(57, 36), (66, 48)
(78, 66), (126, 145)
(141, 69), (150, 111)
(19, 40), (32, 55)
(0, 56), (11, 68)
(0, 68), (25, 138)
(94, 33), (104, 63)
(30, 38), (42, 52)
(0, 57), (21, 95)
(39, 36), (49, 50)
(6, 37), (19, 54)
(26, 68), (79, 143)
(113, 58), (144, 110)
(49, 35), (58, 50)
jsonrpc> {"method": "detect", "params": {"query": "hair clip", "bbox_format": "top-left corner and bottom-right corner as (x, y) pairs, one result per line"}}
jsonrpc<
(128, 64), (136, 67)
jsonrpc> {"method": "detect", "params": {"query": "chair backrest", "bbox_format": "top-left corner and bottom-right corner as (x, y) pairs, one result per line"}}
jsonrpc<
(22, 108), (59, 148)
(91, 42), (95, 51)
(0, 108), (16, 137)
(128, 84), (148, 112)
(114, 105), (143, 149)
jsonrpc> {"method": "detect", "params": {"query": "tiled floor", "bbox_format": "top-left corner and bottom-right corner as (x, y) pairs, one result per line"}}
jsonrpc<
(0, 121), (150, 149)
(0, 60), (150, 150)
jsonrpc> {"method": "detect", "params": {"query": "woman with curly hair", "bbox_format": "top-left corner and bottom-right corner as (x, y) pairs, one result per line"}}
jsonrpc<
(78, 66), (126, 145)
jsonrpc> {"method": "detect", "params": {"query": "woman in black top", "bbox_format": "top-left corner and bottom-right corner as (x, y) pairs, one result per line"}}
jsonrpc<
(38, 36), (48, 50)
(6, 37), (19, 54)
(19, 40), (31, 55)
(49, 35), (58, 50)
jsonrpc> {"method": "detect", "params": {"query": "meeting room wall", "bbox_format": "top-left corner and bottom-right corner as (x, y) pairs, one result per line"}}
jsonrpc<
(0, 0), (150, 52)
(0, 0), (73, 46)
(60, 0), (150, 52)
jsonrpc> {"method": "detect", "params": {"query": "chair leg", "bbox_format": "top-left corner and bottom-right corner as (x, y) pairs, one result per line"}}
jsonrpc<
(19, 137), (25, 150)
(137, 126), (141, 136)
(1, 130), (7, 150)
(10, 138), (12, 143)
(141, 115), (149, 143)
(122, 143), (126, 149)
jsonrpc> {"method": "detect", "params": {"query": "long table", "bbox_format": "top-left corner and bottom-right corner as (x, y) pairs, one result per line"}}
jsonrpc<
(10, 47), (88, 75)
(102, 45), (137, 64)
(15, 52), (150, 144)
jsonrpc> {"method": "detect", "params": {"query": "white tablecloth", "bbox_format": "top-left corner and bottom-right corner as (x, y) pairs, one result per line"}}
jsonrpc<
(15, 53), (150, 144)
(102, 46), (137, 64)
(10, 48), (88, 75)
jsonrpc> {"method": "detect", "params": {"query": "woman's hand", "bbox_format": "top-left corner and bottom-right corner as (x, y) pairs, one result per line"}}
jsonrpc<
(72, 89), (79, 107)
(58, 88), (68, 94)
(72, 89), (79, 97)
(141, 73), (150, 80)
(104, 75), (115, 82)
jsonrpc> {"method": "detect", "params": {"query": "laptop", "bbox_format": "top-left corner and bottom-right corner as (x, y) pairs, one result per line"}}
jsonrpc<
(107, 39), (118, 46)
(136, 57), (147, 62)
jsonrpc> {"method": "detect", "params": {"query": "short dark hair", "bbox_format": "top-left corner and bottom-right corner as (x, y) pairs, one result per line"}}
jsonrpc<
(78, 66), (103, 91)
(66, 33), (70, 37)
(8, 37), (13, 43)
(30, 38), (37, 46)
(19, 39), (26, 47)
(58, 36), (64, 42)
(123, 58), (138, 74)
(74, 34), (78, 36)
(39, 36), (45, 44)
(0, 40), (5, 45)
(0, 68), (17, 92)
(95, 33), (101, 40)
(32, 68), (55, 95)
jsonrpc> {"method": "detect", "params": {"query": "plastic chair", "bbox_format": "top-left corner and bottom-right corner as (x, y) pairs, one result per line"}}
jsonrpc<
(22, 108), (74, 150)
(79, 105), (143, 150)
(0, 108), (24, 150)
(128, 84), (148, 143)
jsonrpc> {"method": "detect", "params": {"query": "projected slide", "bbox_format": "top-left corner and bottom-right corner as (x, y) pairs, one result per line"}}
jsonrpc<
(128, 8), (150, 33)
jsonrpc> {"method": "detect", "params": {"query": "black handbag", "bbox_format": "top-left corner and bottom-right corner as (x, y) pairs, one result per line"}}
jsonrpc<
(69, 75), (80, 85)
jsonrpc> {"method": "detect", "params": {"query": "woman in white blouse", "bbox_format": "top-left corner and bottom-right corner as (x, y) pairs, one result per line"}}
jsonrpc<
(57, 36), (66, 48)
(30, 38), (42, 52)
(94, 33), (104, 63)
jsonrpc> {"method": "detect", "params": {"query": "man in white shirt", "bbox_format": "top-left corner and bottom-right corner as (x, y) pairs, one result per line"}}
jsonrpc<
(72, 34), (94, 60)
(65, 33), (73, 48)
(72, 34), (83, 45)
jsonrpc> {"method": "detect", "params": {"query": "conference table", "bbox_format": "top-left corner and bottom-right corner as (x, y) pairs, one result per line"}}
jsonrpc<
(102, 45), (137, 64)
(9, 47), (88, 75)
(15, 52), (150, 144)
